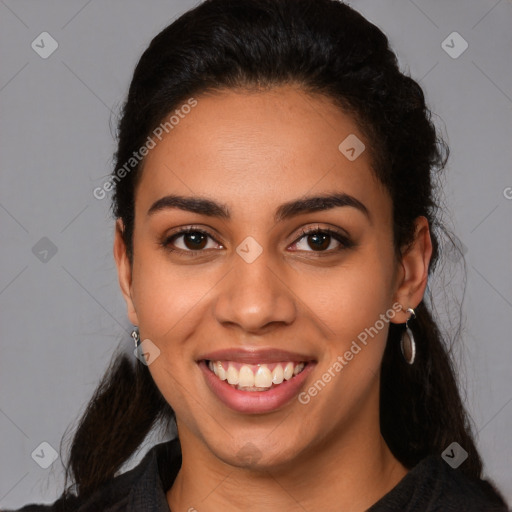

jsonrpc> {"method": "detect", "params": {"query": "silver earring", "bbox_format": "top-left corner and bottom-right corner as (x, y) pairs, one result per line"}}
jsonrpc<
(400, 307), (416, 365)
(131, 328), (140, 349)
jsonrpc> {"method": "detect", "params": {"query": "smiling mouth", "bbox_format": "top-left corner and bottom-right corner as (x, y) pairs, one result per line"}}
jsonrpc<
(205, 360), (307, 392)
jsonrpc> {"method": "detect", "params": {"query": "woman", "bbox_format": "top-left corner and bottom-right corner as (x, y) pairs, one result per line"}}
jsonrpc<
(6, 0), (509, 510)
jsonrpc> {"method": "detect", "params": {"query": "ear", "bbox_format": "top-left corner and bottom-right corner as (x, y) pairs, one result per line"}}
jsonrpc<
(113, 218), (139, 326)
(391, 216), (432, 323)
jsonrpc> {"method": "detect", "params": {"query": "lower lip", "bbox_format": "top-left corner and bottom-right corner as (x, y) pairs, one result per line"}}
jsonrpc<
(198, 360), (315, 414)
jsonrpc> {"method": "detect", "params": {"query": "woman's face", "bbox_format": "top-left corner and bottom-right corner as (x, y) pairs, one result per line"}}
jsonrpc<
(115, 85), (426, 469)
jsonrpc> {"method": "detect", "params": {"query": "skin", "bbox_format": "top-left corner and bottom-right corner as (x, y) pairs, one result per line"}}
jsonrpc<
(114, 84), (432, 511)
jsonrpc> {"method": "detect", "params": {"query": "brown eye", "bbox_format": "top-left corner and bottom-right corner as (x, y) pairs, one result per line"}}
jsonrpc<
(180, 231), (208, 250)
(290, 227), (353, 253)
(162, 228), (223, 254)
(304, 232), (332, 251)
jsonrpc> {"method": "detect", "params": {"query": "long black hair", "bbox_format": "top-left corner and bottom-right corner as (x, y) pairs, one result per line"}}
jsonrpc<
(56, 0), (505, 504)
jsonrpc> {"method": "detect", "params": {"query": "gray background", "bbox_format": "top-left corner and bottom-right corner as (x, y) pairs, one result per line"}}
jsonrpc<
(0, 0), (511, 508)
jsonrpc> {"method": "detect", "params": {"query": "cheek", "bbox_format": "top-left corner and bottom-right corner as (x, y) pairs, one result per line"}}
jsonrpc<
(130, 244), (213, 341)
(300, 247), (397, 412)
(146, 358), (207, 439)
(296, 263), (394, 428)
(302, 252), (395, 340)
(131, 252), (208, 418)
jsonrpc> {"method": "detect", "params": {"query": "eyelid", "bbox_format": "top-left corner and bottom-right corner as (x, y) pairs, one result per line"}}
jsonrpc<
(293, 224), (350, 242)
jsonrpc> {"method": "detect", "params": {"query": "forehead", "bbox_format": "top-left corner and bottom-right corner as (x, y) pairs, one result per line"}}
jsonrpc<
(135, 86), (389, 222)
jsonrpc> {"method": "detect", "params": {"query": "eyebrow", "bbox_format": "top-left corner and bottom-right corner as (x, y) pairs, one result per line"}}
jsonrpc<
(147, 192), (370, 223)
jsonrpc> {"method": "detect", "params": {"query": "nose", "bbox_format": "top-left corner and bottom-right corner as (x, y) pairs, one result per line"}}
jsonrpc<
(213, 247), (297, 335)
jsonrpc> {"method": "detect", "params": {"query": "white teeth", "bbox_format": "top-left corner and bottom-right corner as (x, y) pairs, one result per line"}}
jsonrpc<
(254, 366), (273, 388)
(293, 362), (305, 375)
(216, 361), (227, 381)
(239, 365), (255, 387)
(227, 364), (239, 385)
(208, 360), (306, 390)
(272, 364), (284, 385)
(283, 362), (294, 380)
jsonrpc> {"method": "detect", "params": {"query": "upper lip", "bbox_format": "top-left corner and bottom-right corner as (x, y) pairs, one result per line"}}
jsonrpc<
(198, 348), (316, 364)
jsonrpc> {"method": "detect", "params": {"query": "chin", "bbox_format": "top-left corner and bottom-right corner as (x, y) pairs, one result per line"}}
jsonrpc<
(210, 435), (304, 471)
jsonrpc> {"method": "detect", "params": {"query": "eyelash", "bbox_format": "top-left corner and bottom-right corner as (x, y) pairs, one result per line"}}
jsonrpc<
(161, 224), (353, 256)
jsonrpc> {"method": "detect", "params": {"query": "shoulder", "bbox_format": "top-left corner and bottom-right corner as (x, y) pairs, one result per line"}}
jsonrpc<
(440, 463), (509, 511)
(1, 439), (179, 512)
(0, 467), (138, 512)
(369, 455), (510, 512)
(432, 462), (509, 512)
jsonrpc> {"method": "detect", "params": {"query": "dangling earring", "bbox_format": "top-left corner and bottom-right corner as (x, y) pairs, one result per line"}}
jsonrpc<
(400, 307), (416, 365)
(131, 328), (140, 349)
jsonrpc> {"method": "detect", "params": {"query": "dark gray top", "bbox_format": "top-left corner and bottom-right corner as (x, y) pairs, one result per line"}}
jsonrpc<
(4, 438), (509, 511)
